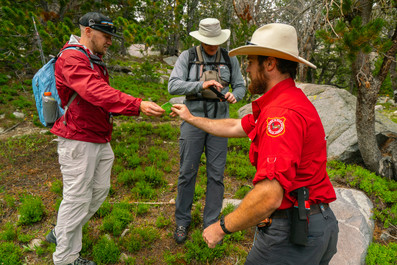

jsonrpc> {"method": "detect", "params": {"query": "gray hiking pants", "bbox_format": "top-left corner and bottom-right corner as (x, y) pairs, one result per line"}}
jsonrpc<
(53, 137), (114, 265)
(175, 121), (228, 228)
(245, 206), (339, 265)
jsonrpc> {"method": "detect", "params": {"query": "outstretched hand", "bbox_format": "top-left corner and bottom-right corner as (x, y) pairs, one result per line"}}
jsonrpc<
(202, 222), (225, 248)
(170, 104), (192, 121)
(140, 101), (165, 117)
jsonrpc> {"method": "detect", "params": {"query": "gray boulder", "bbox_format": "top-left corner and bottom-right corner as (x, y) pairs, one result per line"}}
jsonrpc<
(329, 188), (374, 265)
(163, 56), (178, 66)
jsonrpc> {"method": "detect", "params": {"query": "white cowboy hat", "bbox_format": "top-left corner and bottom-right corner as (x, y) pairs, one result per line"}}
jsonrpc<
(229, 23), (316, 69)
(189, 18), (230, 46)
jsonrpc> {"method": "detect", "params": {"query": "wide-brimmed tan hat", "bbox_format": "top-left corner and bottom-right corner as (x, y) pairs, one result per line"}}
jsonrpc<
(189, 18), (230, 46)
(229, 23), (316, 68)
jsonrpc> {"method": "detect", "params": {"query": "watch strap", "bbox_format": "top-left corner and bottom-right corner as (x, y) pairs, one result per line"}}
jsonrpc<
(220, 215), (232, 234)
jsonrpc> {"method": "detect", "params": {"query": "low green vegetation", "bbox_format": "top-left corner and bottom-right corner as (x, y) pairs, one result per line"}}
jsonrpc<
(18, 194), (45, 225)
(0, 56), (396, 264)
(327, 160), (397, 227)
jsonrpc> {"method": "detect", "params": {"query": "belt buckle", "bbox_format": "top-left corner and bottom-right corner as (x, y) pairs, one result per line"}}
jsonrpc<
(257, 217), (272, 227)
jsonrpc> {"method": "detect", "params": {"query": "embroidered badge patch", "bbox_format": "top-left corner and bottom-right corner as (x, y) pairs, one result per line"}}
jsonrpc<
(266, 117), (286, 137)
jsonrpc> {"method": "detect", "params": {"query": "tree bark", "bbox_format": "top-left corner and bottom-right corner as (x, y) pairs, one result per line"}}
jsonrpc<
(355, 0), (397, 177)
(390, 60), (397, 102)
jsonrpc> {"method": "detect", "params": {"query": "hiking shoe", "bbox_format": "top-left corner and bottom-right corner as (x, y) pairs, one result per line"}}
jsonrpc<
(45, 229), (57, 245)
(174, 226), (188, 244)
(67, 256), (96, 265)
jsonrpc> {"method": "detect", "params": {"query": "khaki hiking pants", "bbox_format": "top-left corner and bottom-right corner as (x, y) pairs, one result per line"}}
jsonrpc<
(53, 137), (114, 265)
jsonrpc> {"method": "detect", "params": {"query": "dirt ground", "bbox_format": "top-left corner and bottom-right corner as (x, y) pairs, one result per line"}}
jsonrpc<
(0, 119), (256, 265)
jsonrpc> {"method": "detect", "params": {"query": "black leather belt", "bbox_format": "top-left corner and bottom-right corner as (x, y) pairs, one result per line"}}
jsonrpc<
(270, 203), (329, 219)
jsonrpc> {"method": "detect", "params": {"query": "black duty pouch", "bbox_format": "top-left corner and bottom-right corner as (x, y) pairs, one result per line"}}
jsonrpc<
(289, 187), (309, 246)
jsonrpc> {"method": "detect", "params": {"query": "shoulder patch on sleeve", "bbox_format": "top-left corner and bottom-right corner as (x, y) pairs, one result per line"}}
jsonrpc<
(266, 117), (286, 137)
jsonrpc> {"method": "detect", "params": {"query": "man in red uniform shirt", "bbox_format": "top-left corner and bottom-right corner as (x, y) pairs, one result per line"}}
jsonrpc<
(171, 23), (339, 264)
(45, 12), (164, 265)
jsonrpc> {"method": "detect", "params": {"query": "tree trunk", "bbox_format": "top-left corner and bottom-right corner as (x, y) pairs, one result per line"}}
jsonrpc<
(390, 60), (397, 102)
(355, 52), (382, 173)
(354, 0), (381, 173)
(355, 0), (397, 177)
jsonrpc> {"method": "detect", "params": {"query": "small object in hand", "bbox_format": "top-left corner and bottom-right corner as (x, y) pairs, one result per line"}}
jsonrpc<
(209, 86), (226, 101)
(161, 102), (173, 115)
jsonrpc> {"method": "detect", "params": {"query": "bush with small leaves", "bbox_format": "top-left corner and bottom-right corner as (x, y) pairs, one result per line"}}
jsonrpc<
(51, 179), (63, 196)
(96, 200), (112, 218)
(101, 203), (133, 236)
(155, 213), (171, 228)
(0, 222), (17, 241)
(366, 242), (397, 265)
(18, 195), (45, 225)
(185, 229), (228, 263)
(0, 242), (22, 265)
(93, 235), (120, 264)
(234, 185), (252, 199)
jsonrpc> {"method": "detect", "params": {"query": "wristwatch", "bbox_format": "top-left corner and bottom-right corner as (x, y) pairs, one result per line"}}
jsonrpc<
(219, 215), (232, 234)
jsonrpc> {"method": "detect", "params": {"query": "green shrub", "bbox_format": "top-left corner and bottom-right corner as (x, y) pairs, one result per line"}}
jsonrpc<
(117, 169), (136, 186)
(134, 203), (150, 216)
(193, 184), (205, 202)
(155, 213), (171, 228)
(163, 251), (185, 265)
(101, 203), (133, 236)
(221, 203), (236, 216)
(131, 181), (157, 200)
(96, 200), (112, 218)
(190, 203), (203, 228)
(0, 222), (17, 241)
(226, 151), (256, 180)
(0, 242), (22, 265)
(144, 166), (166, 187)
(327, 160), (397, 227)
(234, 185), (252, 199)
(366, 242), (397, 265)
(122, 227), (159, 253)
(17, 231), (34, 243)
(51, 179), (63, 196)
(18, 194), (45, 225)
(93, 236), (120, 264)
(185, 229), (228, 263)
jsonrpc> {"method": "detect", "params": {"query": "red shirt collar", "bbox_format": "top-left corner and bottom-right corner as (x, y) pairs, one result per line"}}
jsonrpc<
(251, 78), (296, 120)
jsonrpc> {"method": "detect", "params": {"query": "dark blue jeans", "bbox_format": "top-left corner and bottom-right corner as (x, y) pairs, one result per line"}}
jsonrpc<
(245, 206), (339, 265)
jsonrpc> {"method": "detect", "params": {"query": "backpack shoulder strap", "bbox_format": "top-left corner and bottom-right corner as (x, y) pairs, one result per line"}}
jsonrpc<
(215, 48), (221, 63)
(220, 47), (232, 74)
(196, 45), (204, 63)
(58, 46), (94, 70)
(187, 46), (197, 74)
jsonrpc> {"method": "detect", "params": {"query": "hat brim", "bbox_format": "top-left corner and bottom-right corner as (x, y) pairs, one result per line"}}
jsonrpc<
(189, 29), (230, 46)
(229, 45), (316, 69)
(90, 25), (123, 39)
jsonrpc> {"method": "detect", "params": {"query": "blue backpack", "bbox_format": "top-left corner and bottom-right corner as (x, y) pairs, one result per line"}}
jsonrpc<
(32, 46), (93, 127)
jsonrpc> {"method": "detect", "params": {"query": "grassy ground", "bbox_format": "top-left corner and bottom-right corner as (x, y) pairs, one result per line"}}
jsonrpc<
(0, 56), (396, 264)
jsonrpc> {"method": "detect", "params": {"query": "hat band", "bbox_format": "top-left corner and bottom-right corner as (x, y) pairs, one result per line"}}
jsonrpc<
(90, 24), (117, 34)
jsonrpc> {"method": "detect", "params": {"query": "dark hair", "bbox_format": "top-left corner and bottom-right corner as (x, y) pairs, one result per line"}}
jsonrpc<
(257, 55), (298, 79)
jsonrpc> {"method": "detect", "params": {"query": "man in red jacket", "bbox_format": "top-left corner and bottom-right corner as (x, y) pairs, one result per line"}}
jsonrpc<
(171, 23), (338, 264)
(45, 12), (164, 265)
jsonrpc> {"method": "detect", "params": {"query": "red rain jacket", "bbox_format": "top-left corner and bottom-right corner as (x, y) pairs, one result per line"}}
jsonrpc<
(51, 41), (142, 143)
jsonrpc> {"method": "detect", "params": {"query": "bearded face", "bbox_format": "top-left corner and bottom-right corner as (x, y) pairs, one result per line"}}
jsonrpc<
(248, 61), (269, 95)
(90, 30), (112, 56)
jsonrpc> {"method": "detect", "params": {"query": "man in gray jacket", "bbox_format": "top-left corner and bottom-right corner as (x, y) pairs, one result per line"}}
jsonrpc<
(168, 18), (246, 244)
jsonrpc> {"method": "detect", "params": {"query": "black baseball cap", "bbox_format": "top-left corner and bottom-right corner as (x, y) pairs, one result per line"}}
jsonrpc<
(79, 12), (122, 38)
